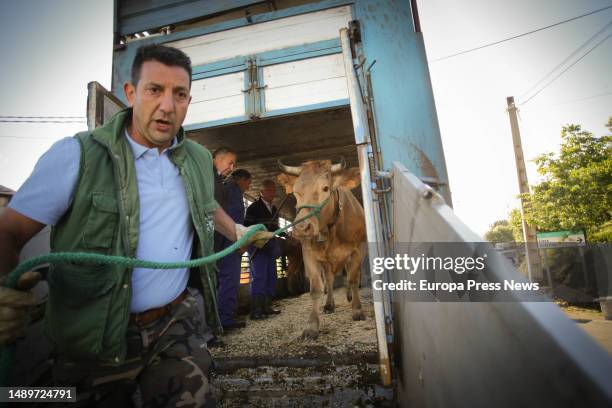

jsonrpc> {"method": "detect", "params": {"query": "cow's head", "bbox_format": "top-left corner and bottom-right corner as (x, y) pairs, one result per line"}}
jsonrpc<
(277, 160), (361, 239)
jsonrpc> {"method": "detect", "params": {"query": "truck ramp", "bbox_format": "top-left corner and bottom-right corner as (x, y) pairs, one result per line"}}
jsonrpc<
(211, 288), (394, 407)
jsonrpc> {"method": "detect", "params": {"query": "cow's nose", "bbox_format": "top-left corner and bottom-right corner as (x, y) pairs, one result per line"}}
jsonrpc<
(302, 223), (314, 234)
(296, 222), (314, 235)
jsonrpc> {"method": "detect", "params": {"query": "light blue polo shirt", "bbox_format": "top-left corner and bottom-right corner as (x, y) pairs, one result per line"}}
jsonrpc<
(9, 131), (193, 313)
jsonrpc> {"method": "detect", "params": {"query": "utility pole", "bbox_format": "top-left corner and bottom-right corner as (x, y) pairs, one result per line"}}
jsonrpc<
(506, 96), (542, 282)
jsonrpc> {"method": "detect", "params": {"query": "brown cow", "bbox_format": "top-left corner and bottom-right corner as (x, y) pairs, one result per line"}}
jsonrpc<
(278, 160), (366, 339)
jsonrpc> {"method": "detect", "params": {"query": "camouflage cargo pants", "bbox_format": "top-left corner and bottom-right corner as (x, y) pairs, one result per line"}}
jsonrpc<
(51, 292), (215, 407)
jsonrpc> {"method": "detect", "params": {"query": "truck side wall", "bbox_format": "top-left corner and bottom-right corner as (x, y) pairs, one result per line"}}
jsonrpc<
(391, 163), (612, 407)
(355, 0), (451, 204)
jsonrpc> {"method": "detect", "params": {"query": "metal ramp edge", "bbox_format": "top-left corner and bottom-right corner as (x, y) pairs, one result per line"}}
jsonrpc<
(389, 162), (612, 407)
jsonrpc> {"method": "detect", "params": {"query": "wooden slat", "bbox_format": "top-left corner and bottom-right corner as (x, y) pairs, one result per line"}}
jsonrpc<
(87, 81), (127, 130)
(263, 54), (348, 112)
(184, 71), (246, 125)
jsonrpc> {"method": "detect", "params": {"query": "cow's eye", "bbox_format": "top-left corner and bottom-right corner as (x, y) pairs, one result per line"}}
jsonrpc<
(322, 186), (329, 192)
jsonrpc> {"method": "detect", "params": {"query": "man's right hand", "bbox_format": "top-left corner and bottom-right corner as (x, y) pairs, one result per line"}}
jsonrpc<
(235, 224), (275, 248)
(0, 271), (41, 345)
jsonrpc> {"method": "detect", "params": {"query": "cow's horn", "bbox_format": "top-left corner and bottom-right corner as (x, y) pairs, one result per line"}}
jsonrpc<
(278, 160), (302, 176)
(330, 157), (346, 173)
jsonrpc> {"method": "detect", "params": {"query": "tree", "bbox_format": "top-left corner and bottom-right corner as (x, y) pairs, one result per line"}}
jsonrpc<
(484, 220), (514, 243)
(508, 208), (524, 242)
(589, 219), (612, 242)
(489, 219), (509, 229)
(522, 118), (612, 242)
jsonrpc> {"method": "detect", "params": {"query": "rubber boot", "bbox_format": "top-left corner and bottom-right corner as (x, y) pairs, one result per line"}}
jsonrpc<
(250, 295), (266, 320)
(263, 296), (281, 315)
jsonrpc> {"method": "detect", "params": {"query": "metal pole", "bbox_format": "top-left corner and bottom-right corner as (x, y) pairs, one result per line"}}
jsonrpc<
(340, 27), (391, 386)
(506, 96), (542, 282)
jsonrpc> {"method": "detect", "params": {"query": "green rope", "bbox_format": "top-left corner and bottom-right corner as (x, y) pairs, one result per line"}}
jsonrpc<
(5, 224), (266, 289)
(0, 196), (331, 386)
(295, 194), (330, 220)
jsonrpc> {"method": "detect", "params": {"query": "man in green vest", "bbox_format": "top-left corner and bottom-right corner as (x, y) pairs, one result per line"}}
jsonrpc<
(0, 44), (271, 406)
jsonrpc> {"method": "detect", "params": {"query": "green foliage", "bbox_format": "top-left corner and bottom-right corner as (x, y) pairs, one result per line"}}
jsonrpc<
(489, 219), (509, 229)
(508, 208), (524, 242)
(521, 118), (612, 242)
(589, 220), (612, 242)
(484, 216), (525, 243)
(484, 220), (514, 243)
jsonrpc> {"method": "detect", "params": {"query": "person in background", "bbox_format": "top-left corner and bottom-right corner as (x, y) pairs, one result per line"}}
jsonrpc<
(217, 169), (252, 330)
(212, 147), (237, 254)
(212, 147), (237, 210)
(245, 180), (282, 319)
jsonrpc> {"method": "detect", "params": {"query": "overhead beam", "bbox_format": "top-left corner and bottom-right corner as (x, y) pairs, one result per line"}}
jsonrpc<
(117, 0), (269, 36)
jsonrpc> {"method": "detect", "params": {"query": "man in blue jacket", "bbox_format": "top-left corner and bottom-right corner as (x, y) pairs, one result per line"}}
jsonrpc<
(217, 169), (252, 330)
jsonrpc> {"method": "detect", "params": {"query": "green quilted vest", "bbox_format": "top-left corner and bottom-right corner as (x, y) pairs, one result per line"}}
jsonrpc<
(45, 109), (220, 364)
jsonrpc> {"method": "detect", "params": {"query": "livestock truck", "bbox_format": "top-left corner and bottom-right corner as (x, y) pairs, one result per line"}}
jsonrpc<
(9, 1), (612, 406)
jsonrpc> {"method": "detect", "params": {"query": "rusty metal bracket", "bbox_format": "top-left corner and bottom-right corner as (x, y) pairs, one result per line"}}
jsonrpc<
(241, 58), (256, 93)
(348, 20), (362, 44)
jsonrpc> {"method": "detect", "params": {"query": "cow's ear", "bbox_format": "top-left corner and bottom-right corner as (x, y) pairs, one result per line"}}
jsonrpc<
(277, 173), (298, 193)
(332, 167), (361, 190)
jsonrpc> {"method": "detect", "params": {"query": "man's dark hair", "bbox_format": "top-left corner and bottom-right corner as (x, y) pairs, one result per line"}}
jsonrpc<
(212, 146), (236, 159)
(131, 44), (192, 87)
(231, 169), (251, 180)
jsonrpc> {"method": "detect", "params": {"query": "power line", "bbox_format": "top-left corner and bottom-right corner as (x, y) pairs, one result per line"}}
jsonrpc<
(0, 115), (84, 119)
(0, 119), (86, 123)
(522, 91), (612, 109)
(519, 31), (612, 106)
(518, 21), (612, 99)
(0, 135), (66, 140)
(429, 5), (612, 62)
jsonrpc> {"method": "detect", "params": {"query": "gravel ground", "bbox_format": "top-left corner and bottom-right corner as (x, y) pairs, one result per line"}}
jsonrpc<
(212, 287), (378, 359)
(558, 303), (612, 355)
(557, 303), (604, 321)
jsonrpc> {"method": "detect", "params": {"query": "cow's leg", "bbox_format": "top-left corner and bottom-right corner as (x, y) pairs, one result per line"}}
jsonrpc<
(345, 266), (353, 303)
(323, 263), (335, 314)
(301, 248), (324, 339)
(322, 269), (328, 295)
(347, 248), (365, 321)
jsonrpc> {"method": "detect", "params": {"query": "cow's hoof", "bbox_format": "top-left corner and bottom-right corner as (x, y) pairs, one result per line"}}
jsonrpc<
(323, 304), (335, 314)
(346, 292), (352, 302)
(352, 310), (366, 321)
(301, 328), (319, 340)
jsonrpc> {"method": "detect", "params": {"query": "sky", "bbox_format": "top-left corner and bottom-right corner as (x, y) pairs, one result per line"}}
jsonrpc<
(418, 0), (612, 234)
(0, 0), (610, 236)
(0, 1), (113, 192)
